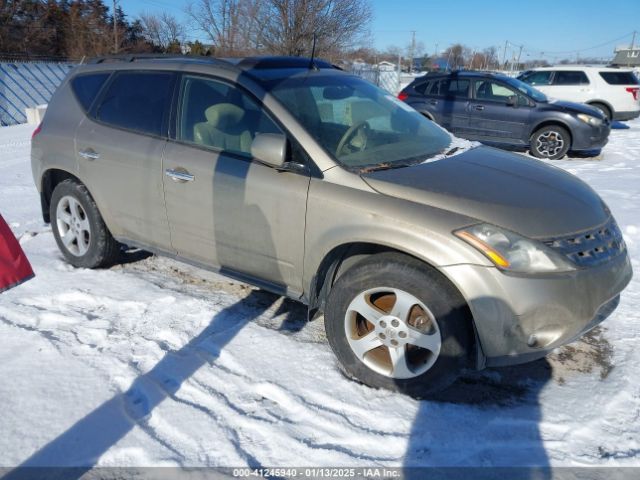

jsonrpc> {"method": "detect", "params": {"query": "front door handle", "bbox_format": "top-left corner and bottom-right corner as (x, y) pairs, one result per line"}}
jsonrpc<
(165, 168), (194, 183)
(429, 100), (438, 105)
(473, 105), (485, 111)
(78, 149), (99, 160)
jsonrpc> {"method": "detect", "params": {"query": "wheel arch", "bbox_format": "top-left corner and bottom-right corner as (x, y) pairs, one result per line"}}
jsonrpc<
(308, 242), (484, 368)
(529, 120), (573, 147)
(40, 168), (84, 223)
(585, 100), (614, 117)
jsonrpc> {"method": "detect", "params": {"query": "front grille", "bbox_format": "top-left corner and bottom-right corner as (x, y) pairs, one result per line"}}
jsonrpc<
(544, 219), (626, 268)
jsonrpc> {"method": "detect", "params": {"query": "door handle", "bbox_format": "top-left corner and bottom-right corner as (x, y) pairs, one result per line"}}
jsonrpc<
(473, 105), (485, 111)
(78, 149), (99, 160)
(429, 100), (438, 105)
(165, 168), (194, 182)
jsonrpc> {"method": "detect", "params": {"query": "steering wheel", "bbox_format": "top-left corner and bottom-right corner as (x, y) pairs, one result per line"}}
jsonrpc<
(336, 121), (370, 157)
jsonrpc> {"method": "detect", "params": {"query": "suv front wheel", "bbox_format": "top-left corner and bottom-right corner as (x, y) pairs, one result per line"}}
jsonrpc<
(324, 252), (472, 398)
(50, 179), (121, 268)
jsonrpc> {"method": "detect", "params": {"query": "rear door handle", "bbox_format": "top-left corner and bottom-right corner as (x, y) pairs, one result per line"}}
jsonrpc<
(78, 149), (99, 160)
(165, 168), (194, 182)
(473, 105), (485, 111)
(429, 100), (438, 105)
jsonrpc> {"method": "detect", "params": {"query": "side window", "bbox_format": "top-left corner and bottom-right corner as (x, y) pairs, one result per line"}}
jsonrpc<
(553, 71), (590, 85)
(445, 79), (470, 98)
(71, 73), (110, 112)
(96, 71), (175, 136)
(474, 80), (528, 106)
(178, 75), (281, 157)
(414, 81), (430, 95)
(521, 71), (552, 86)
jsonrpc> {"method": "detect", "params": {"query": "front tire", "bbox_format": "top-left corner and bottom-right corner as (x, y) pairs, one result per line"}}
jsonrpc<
(50, 179), (120, 268)
(530, 125), (570, 160)
(324, 253), (473, 398)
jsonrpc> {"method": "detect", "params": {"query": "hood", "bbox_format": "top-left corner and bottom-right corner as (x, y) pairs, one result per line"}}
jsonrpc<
(361, 146), (609, 239)
(548, 99), (606, 119)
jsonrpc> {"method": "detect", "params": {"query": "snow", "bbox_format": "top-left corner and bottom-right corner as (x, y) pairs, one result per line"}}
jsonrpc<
(0, 121), (639, 469)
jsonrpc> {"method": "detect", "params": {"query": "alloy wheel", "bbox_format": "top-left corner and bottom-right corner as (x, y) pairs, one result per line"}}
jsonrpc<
(344, 287), (442, 379)
(56, 195), (91, 256)
(536, 130), (565, 158)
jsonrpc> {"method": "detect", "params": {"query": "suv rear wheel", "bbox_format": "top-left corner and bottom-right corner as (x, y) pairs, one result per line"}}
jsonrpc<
(530, 125), (570, 160)
(589, 102), (612, 121)
(324, 252), (472, 398)
(50, 179), (121, 268)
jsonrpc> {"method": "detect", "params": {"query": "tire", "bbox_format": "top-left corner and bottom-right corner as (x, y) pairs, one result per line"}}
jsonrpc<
(324, 252), (473, 398)
(50, 179), (121, 268)
(530, 125), (570, 160)
(589, 102), (611, 121)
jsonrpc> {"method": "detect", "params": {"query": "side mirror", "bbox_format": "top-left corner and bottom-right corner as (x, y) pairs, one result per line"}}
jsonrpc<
(251, 133), (287, 168)
(506, 95), (517, 107)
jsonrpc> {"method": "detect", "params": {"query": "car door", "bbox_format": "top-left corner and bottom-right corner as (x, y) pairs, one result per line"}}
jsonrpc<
(75, 70), (176, 251)
(467, 79), (532, 144)
(547, 70), (592, 102)
(162, 74), (310, 295)
(431, 77), (471, 135)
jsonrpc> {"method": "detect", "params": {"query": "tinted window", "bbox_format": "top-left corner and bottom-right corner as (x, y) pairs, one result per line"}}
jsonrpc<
(414, 81), (430, 95)
(96, 72), (175, 136)
(178, 75), (281, 156)
(553, 71), (590, 85)
(599, 71), (639, 85)
(521, 71), (552, 86)
(430, 78), (470, 98)
(71, 73), (109, 112)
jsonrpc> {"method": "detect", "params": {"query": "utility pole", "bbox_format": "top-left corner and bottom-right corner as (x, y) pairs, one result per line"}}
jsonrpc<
(113, 0), (118, 54)
(409, 30), (416, 73)
(502, 40), (509, 70)
(629, 31), (637, 67)
(516, 44), (523, 71)
(434, 43), (439, 57)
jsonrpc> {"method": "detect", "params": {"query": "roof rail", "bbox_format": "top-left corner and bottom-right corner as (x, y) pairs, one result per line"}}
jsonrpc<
(87, 54), (226, 65)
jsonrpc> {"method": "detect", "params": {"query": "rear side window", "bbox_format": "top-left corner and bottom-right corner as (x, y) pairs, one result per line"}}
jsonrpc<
(95, 71), (175, 137)
(553, 71), (590, 85)
(599, 71), (639, 85)
(71, 73), (110, 112)
(520, 71), (552, 86)
(429, 78), (470, 98)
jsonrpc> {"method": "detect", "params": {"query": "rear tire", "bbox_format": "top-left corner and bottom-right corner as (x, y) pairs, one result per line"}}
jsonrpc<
(50, 179), (121, 268)
(324, 252), (473, 398)
(530, 125), (570, 160)
(589, 102), (611, 121)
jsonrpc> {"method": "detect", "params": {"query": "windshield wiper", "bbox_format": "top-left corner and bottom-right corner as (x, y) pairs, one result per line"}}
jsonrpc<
(444, 147), (460, 156)
(359, 162), (411, 173)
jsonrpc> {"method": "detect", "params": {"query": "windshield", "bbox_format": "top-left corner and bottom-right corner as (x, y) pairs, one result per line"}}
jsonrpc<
(503, 76), (548, 102)
(265, 73), (452, 169)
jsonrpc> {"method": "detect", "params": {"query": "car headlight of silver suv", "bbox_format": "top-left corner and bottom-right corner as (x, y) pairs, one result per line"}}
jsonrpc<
(455, 224), (576, 273)
(577, 113), (603, 127)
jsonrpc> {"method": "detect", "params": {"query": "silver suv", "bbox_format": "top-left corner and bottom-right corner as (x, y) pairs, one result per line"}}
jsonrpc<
(32, 55), (632, 397)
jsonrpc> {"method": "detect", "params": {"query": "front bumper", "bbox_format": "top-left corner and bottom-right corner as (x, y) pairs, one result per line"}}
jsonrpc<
(441, 251), (632, 368)
(570, 120), (610, 151)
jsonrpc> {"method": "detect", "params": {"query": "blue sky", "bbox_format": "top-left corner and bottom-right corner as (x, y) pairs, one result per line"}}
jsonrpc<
(120, 0), (638, 61)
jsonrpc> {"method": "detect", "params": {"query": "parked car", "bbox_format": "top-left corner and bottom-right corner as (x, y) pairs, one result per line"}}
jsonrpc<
(399, 71), (610, 159)
(32, 55), (632, 397)
(518, 66), (640, 121)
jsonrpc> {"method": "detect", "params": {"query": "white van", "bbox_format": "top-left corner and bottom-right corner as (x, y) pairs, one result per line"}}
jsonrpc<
(519, 66), (640, 121)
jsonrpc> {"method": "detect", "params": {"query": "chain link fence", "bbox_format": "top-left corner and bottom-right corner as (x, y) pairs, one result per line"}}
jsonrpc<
(349, 67), (401, 94)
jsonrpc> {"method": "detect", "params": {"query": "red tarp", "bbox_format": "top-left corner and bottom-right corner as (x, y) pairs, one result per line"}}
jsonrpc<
(0, 214), (34, 293)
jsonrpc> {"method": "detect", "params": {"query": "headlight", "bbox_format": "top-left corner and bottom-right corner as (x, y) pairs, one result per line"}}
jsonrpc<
(454, 224), (576, 274)
(577, 113), (603, 127)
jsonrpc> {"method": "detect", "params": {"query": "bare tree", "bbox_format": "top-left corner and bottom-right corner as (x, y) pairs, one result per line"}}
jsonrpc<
(260, 0), (372, 60)
(139, 12), (185, 50)
(185, 0), (265, 56)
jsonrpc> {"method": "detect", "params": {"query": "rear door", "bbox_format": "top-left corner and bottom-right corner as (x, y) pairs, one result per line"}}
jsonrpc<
(75, 70), (176, 250)
(467, 79), (532, 144)
(548, 70), (592, 102)
(428, 77), (471, 135)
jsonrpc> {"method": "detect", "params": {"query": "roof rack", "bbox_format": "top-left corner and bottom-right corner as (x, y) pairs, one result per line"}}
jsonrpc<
(86, 54), (225, 65)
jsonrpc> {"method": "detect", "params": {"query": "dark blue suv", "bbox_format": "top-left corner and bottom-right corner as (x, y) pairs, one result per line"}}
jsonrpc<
(399, 71), (610, 159)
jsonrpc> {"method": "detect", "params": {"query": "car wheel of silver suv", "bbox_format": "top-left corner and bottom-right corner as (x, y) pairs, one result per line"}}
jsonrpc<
(50, 179), (121, 268)
(324, 252), (472, 398)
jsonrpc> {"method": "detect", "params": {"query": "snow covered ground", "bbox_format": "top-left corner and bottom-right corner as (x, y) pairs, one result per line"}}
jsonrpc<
(0, 121), (639, 471)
